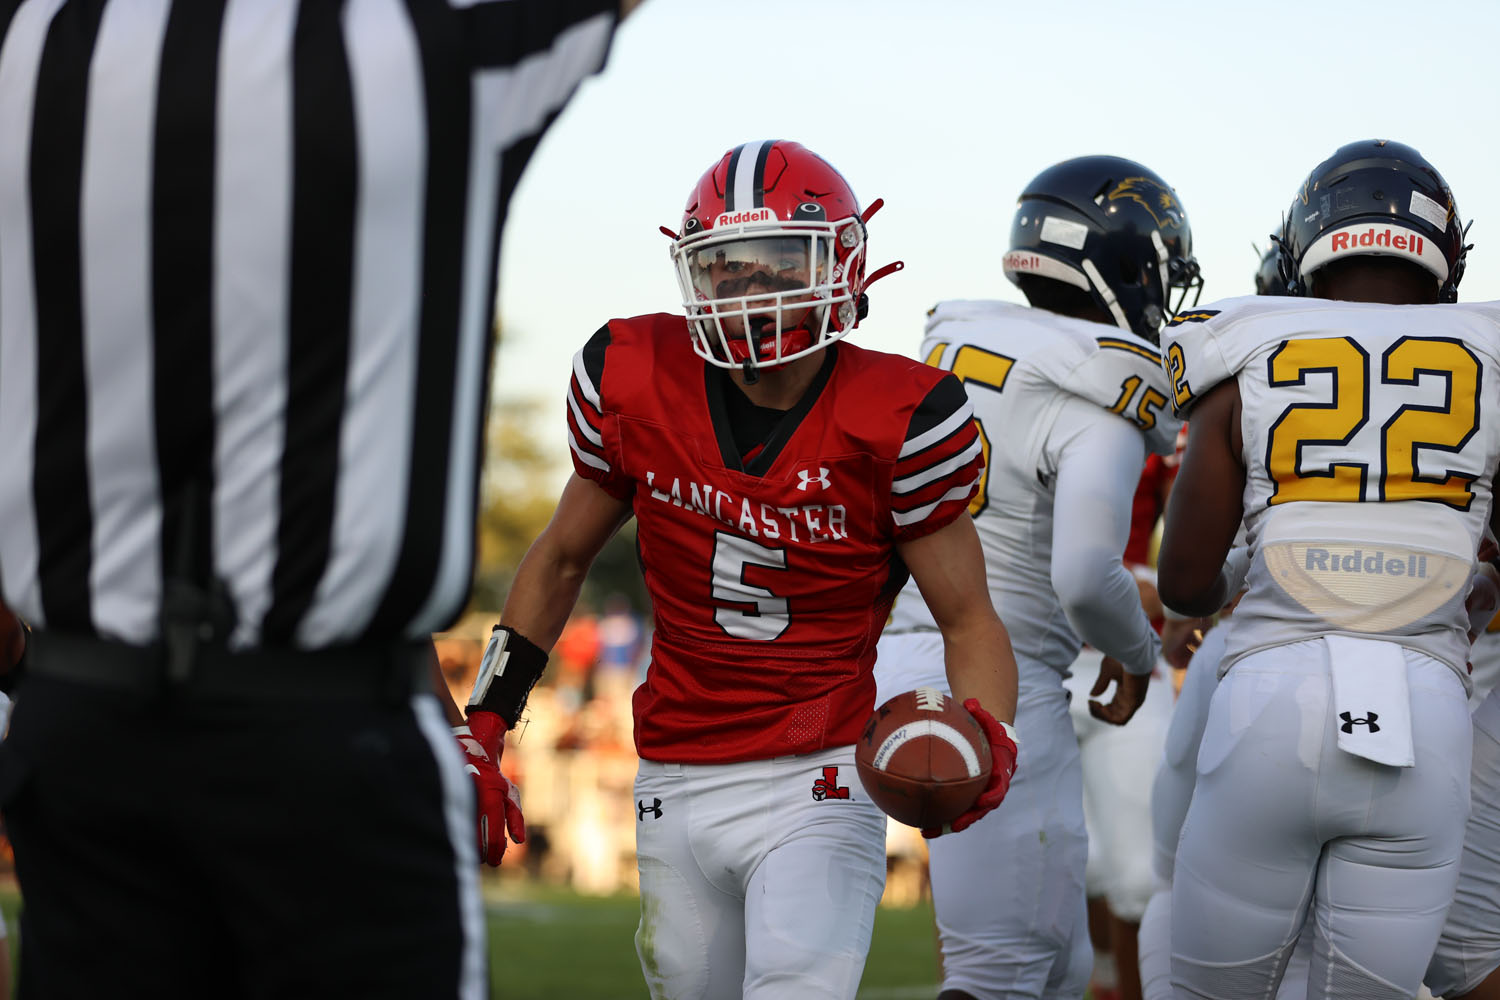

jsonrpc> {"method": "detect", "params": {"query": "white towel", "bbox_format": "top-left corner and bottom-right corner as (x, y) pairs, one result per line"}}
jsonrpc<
(1325, 635), (1415, 767)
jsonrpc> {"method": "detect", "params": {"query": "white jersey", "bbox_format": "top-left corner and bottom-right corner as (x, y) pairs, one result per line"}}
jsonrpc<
(1161, 296), (1500, 685)
(887, 301), (1178, 675)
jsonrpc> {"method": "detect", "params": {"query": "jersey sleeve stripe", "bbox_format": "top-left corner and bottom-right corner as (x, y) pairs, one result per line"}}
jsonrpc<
(567, 427), (610, 472)
(892, 476), (981, 527)
(567, 381), (604, 447)
(571, 347), (602, 409)
(899, 398), (974, 459)
(1096, 338), (1162, 363)
(892, 454), (984, 515)
(892, 436), (983, 494)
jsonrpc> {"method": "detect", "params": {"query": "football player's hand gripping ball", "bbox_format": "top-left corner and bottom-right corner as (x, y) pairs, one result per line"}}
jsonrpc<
(454, 709), (525, 866)
(922, 699), (1018, 838)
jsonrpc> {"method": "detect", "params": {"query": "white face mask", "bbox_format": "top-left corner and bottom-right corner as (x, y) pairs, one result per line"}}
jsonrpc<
(672, 221), (862, 372)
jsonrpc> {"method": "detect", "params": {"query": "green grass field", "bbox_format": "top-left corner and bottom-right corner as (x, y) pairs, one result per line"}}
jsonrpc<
(492, 884), (942, 999)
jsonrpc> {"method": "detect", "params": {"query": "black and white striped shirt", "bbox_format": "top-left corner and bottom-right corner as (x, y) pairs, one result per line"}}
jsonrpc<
(0, 0), (617, 648)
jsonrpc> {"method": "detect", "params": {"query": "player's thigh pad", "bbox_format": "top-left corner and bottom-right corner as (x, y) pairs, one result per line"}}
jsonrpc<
(1143, 882), (1311, 1000)
(634, 749), (886, 1000)
(1172, 641), (1470, 999)
(1137, 887), (1174, 1000)
(634, 760), (749, 1000)
(1426, 688), (1500, 997)
(742, 749), (886, 1000)
(927, 678), (1092, 1000)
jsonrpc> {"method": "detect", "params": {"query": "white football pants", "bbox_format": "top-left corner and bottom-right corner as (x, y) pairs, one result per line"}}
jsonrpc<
(876, 631), (1092, 1000)
(1171, 638), (1471, 999)
(1137, 627), (1306, 1000)
(1064, 647), (1172, 921)
(632, 748), (887, 1000)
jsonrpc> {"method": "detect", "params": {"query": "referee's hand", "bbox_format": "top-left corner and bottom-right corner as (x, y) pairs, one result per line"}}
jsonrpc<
(454, 710), (526, 866)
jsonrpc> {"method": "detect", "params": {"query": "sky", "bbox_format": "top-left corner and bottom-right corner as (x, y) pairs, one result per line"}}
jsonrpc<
(496, 0), (1500, 492)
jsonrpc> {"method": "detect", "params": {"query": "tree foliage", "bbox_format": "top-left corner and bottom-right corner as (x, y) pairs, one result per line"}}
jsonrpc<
(470, 395), (650, 620)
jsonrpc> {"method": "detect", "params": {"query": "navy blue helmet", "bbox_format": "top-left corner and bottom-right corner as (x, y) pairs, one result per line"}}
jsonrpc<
(1276, 139), (1469, 301)
(1004, 155), (1202, 343)
(1254, 242), (1289, 296)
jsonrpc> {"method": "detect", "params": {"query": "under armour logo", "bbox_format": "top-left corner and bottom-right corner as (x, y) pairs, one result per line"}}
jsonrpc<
(1339, 711), (1380, 734)
(637, 797), (663, 820)
(797, 467), (831, 491)
(811, 765), (850, 801)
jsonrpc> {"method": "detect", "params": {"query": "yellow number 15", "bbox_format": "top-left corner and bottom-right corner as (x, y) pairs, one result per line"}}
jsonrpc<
(1266, 335), (1480, 509)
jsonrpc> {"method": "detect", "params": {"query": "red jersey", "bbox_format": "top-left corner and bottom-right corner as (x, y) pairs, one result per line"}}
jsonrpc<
(566, 314), (983, 763)
(1123, 424), (1186, 568)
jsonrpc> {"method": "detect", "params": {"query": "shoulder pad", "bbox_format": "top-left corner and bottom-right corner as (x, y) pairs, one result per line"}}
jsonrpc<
(920, 303), (1181, 454)
(1157, 296), (1267, 416)
(1066, 330), (1182, 455)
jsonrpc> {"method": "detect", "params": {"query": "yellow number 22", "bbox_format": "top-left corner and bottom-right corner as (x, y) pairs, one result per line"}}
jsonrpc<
(1265, 335), (1480, 509)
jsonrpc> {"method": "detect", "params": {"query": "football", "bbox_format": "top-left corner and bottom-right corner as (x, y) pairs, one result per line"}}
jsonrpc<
(855, 687), (992, 829)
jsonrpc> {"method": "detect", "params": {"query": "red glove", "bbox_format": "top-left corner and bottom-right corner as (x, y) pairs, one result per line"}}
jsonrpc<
(923, 698), (1018, 839)
(454, 709), (525, 867)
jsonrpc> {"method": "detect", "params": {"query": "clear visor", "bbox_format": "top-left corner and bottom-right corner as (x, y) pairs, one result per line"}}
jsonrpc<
(671, 224), (859, 372)
(684, 235), (826, 303)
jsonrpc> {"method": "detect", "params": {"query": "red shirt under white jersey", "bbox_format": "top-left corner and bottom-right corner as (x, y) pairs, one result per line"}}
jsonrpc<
(566, 314), (983, 763)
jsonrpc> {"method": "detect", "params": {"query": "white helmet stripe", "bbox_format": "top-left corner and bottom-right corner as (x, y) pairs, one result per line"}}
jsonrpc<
(729, 140), (770, 212)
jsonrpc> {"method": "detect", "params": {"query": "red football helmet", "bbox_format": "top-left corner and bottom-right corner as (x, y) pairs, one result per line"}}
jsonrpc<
(668, 140), (897, 375)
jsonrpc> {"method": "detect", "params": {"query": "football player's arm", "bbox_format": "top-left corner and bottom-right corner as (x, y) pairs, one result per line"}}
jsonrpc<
(899, 513), (1020, 836)
(1157, 379), (1248, 617)
(458, 472), (633, 866)
(496, 473), (634, 651)
(899, 514), (1018, 725)
(1048, 398), (1160, 677)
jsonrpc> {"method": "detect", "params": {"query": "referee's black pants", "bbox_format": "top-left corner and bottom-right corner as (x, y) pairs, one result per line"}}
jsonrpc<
(0, 640), (486, 999)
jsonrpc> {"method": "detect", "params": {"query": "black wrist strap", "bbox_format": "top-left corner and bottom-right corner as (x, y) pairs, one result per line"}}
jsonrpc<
(466, 625), (548, 730)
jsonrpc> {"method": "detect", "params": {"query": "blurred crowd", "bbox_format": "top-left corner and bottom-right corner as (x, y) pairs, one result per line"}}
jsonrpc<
(436, 596), (648, 895)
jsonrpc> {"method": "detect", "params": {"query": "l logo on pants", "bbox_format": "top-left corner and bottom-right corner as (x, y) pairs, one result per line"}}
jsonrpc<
(811, 766), (850, 801)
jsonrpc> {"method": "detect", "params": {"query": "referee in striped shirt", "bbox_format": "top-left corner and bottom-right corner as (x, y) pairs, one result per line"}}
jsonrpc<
(0, 2), (636, 996)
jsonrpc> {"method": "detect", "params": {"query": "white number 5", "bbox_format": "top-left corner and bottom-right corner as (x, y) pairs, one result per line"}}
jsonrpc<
(711, 532), (790, 640)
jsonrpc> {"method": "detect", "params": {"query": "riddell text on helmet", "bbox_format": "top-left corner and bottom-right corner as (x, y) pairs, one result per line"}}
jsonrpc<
(1001, 251), (1044, 271)
(1330, 228), (1425, 255)
(715, 208), (775, 227)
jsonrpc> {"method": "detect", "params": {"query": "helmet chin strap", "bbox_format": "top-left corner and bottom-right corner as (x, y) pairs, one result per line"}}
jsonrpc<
(1079, 258), (1132, 331)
